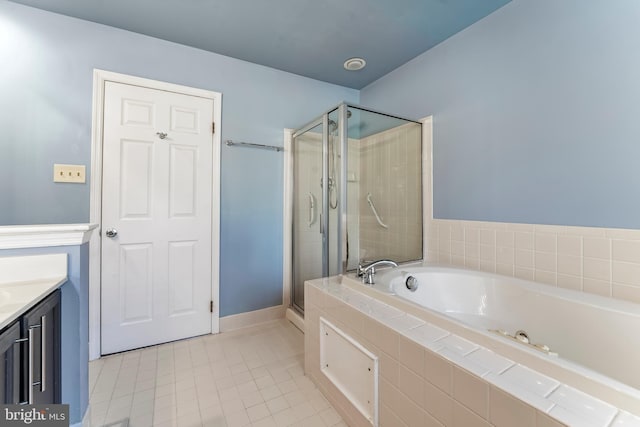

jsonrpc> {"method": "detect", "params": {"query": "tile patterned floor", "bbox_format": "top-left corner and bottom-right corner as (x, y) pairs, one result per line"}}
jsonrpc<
(89, 319), (346, 427)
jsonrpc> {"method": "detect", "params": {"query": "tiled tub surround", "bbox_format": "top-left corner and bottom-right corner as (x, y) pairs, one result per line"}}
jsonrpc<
(376, 265), (640, 394)
(304, 276), (640, 427)
(426, 218), (640, 306)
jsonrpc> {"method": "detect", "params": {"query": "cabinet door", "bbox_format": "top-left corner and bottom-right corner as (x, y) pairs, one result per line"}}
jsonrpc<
(0, 321), (21, 404)
(21, 290), (60, 404)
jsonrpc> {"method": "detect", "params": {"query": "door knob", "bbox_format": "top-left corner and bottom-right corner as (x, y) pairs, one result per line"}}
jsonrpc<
(105, 228), (118, 238)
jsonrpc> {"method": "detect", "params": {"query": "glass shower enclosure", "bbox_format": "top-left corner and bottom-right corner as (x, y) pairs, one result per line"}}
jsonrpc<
(291, 104), (422, 314)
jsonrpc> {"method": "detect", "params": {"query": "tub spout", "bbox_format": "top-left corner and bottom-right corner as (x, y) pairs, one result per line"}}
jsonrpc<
(357, 259), (398, 285)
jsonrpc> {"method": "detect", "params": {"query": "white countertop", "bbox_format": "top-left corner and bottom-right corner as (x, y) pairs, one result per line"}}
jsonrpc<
(0, 254), (68, 329)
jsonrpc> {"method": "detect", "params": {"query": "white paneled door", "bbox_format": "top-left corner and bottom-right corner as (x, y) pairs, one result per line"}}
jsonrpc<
(101, 81), (214, 354)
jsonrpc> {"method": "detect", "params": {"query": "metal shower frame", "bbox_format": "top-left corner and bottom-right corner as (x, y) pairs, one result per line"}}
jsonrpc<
(290, 102), (421, 313)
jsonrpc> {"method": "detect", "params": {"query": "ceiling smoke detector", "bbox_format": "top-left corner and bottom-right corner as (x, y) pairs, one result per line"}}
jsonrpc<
(343, 57), (366, 71)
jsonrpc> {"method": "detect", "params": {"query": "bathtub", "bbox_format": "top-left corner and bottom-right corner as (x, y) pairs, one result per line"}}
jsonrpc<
(375, 265), (640, 393)
(333, 264), (640, 420)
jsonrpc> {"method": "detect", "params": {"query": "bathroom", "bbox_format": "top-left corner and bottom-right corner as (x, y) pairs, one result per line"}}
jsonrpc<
(1, 0), (640, 426)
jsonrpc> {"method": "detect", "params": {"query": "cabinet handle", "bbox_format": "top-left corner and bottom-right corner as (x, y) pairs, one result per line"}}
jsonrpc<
(41, 315), (46, 393)
(28, 327), (34, 404)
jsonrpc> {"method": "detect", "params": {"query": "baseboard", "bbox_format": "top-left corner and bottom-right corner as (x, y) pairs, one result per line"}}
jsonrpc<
(220, 305), (286, 332)
(286, 307), (305, 332)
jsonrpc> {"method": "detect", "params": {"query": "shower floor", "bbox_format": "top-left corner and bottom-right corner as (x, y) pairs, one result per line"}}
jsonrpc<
(89, 319), (346, 427)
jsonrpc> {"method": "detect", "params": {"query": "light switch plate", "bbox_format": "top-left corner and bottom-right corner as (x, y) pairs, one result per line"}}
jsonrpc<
(53, 164), (86, 183)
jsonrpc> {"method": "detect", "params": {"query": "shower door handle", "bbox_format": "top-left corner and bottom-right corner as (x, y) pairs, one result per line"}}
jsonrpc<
(308, 193), (316, 227)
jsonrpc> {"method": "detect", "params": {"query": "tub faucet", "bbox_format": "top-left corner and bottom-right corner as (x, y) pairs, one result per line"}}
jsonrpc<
(357, 259), (398, 285)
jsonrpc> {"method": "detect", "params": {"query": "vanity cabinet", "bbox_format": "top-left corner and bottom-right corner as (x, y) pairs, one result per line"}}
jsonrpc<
(21, 290), (61, 404)
(0, 289), (60, 404)
(0, 322), (21, 403)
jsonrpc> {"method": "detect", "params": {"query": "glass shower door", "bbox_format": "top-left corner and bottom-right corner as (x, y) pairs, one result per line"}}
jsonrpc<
(290, 103), (422, 315)
(292, 122), (325, 313)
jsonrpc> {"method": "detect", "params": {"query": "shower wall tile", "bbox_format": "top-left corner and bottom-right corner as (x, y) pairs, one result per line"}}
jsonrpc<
(358, 123), (422, 263)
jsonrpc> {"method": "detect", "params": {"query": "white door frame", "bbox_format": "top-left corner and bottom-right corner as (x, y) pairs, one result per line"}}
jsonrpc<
(89, 69), (222, 360)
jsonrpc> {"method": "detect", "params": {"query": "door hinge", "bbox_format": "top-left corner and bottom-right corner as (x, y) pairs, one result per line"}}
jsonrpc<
(212, 122), (215, 134)
(210, 300), (214, 313)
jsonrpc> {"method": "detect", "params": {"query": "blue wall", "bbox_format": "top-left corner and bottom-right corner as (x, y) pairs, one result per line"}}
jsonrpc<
(0, 245), (89, 425)
(361, 0), (640, 229)
(0, 2), (358, 316)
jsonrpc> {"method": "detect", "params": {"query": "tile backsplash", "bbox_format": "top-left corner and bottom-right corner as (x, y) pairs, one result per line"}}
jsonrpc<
(425, 219), (640, 305)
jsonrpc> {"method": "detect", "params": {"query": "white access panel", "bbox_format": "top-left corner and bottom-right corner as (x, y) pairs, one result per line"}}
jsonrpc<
(320, 317), (378, 426)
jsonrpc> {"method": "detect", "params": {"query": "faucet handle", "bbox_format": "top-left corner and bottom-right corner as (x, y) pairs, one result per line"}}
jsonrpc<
(357, 263), (366, 277)
(363, 266), (376, 284)
(357, 259), (397, 284)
